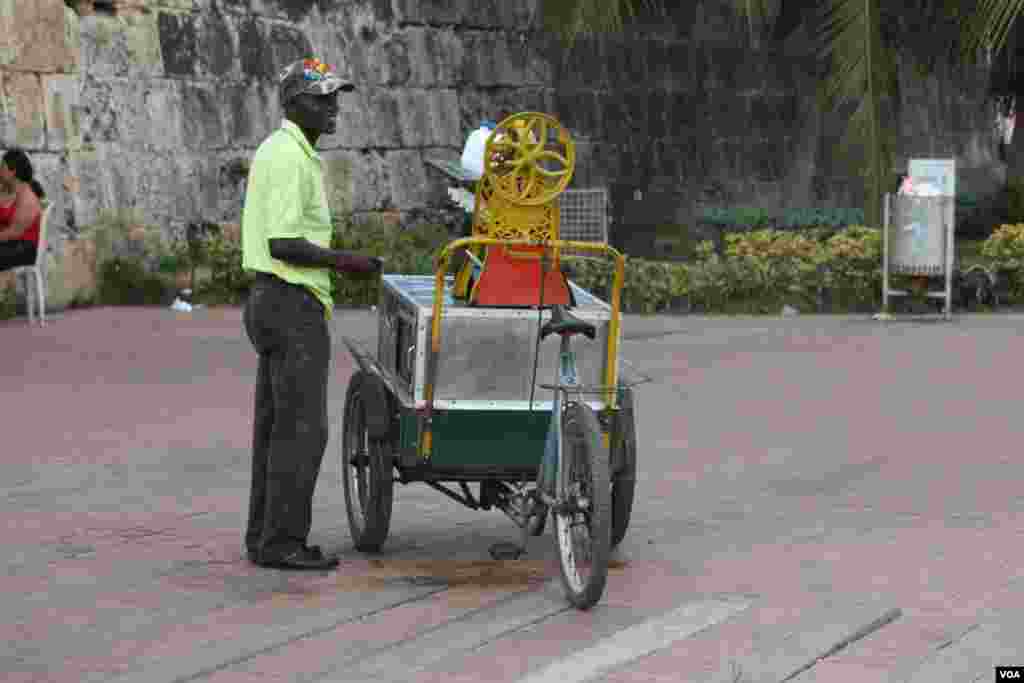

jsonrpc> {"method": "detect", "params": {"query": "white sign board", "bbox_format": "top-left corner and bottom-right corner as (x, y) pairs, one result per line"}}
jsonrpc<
(908, 158), (956, 196)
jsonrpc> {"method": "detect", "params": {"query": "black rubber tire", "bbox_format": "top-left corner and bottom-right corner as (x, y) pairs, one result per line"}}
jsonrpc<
(342, 371), (394, 553)
(610, 386), (637, 548)
(553, 402), (611, 610)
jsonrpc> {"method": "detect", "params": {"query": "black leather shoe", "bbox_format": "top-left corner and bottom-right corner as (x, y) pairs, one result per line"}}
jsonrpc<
(257, 547), (339, 571)
(247, 544), (324, 565)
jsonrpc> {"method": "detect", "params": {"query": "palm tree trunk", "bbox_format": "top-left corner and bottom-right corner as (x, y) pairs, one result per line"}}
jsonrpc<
(861, 0), (887, 229)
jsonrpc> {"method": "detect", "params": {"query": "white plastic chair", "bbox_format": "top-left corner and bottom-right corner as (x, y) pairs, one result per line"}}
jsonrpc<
(12, 202), (53, 325)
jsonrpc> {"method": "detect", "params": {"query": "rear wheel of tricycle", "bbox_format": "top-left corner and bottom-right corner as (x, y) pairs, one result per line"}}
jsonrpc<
(342, 371), (394, 552)
(610, 385), (637, 548)
(554, 402), (611, 610)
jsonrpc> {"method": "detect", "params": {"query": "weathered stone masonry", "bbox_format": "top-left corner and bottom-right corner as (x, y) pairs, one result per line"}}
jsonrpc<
(0, 0), (1006, 308)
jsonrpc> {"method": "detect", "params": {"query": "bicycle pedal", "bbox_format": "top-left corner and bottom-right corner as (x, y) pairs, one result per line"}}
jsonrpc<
(488, 542), (525, 560)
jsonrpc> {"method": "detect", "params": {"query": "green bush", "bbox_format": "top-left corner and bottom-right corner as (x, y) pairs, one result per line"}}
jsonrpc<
(97, 257), (172, 305)
(0, 280), (16, 320)
(78, 210), (175, 307)
(623, 259), (685, 313)
(981, 223), (1024, 300)
(317, 216), (888, 315)
(723, 229), (826, 311)
(564, 255), (689, 314)
(80, 209), (170, 272)
(980, 223), (1024, 268)
(685, 226), (882, 313)
(330, 217), (453, 307)
(821, 226), (882, 311)
(687, 241), (731, 312)
(197, 230), (251, 305)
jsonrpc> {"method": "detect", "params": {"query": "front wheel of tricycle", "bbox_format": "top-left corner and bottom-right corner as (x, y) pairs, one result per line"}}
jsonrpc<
(554, 402), (611, 610)
(342, 371), (394, 553)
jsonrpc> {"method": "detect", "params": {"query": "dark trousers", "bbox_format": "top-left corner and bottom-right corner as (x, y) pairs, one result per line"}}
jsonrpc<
(243, 274), (330, 559)
(0, 240), (36, 271)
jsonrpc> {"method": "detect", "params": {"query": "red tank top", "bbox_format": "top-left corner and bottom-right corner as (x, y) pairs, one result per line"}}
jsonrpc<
(0, 196), (40, 245)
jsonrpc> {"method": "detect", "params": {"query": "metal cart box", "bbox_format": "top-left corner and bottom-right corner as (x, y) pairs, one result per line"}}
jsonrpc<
(375, 274), (617, 413)
(368, 274), (619, 472)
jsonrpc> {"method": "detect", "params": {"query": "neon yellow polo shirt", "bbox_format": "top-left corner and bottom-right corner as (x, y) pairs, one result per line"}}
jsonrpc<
(242, 119), (334, 317)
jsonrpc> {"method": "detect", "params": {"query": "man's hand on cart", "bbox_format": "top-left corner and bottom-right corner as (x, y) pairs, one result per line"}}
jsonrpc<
(334, 252), (384, 275)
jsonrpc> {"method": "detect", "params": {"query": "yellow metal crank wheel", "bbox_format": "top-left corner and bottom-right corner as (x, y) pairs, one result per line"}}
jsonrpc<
(483, 112), (575, 206)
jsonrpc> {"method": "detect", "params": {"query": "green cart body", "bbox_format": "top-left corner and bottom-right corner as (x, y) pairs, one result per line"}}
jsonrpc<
(346, 274), (625, 482)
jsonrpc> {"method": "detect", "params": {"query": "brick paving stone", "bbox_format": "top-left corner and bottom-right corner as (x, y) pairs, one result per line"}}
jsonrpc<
(5, 309), (1024, 682)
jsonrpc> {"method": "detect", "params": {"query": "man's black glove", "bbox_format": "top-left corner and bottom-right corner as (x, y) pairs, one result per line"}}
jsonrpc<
(335, 253), (384, 274)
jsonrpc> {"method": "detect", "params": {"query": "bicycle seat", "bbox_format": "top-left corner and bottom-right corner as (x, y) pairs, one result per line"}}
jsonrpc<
(540, 304), (597, 340)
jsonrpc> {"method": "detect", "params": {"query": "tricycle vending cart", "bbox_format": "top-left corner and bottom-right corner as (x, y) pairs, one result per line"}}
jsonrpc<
(341, 113), (641, 610)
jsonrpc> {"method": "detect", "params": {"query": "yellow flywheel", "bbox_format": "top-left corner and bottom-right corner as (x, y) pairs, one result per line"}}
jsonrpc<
(483, 112), (575, 206)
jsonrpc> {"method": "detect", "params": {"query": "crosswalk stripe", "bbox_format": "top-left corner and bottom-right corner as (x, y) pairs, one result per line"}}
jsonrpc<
(516, 599), (752, 683)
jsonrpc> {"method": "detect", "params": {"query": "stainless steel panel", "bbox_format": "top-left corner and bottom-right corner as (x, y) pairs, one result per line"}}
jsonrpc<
(375, 286), (418, 399)
(428, 316), (611, 404)
(377, 288), (397, 376)
(383, 273), (615, 407)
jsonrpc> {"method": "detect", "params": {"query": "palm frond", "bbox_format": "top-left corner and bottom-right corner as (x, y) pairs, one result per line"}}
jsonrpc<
(816, 0), (895, 226)
(962, 0), (1024, 56)
(726, 0), (784, 41)
(541, 0), (664, 44)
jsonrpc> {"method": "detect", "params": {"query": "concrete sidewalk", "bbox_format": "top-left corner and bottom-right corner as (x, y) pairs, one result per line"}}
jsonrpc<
(3, 306), (1024, 682)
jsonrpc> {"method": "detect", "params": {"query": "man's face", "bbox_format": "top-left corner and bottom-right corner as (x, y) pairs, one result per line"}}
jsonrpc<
(288, 91), (341, 137)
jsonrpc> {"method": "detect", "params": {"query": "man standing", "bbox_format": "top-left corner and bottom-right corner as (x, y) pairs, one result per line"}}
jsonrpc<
(241, 57), (382, 570)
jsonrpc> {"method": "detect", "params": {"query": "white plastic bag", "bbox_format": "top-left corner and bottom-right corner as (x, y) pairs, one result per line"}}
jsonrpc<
(170, 297), (192, 312)
(460, 125), (493, 180)
(447, 186), (475, 213)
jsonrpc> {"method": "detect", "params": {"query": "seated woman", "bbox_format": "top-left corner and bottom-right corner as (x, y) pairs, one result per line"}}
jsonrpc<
(0, 149), (45, 272)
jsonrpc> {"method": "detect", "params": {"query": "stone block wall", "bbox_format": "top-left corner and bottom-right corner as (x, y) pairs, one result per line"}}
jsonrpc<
(65, 0), (557, 234)
(544, 0), (1003, 254)
(0, 0), (1007, 305)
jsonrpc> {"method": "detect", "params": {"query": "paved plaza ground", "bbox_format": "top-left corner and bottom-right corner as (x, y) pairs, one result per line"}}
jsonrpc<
(2, 305), (1023, 682)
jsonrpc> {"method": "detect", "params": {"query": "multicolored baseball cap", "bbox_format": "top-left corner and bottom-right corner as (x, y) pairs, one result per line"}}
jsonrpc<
(278, 57), (354, 104)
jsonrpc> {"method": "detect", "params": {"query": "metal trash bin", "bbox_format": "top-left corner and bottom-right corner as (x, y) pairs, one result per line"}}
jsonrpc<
(882, 193), (955, 319)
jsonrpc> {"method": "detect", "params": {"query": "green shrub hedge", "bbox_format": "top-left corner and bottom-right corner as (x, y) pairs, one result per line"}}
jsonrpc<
(97, 258), (170, 305)
(0, 280), (16, 320)
(324, 222), (888, 314)
(330, 217), (452, 307)
(980, 223), (1024, 300)
(59, 209), (1024, 316)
